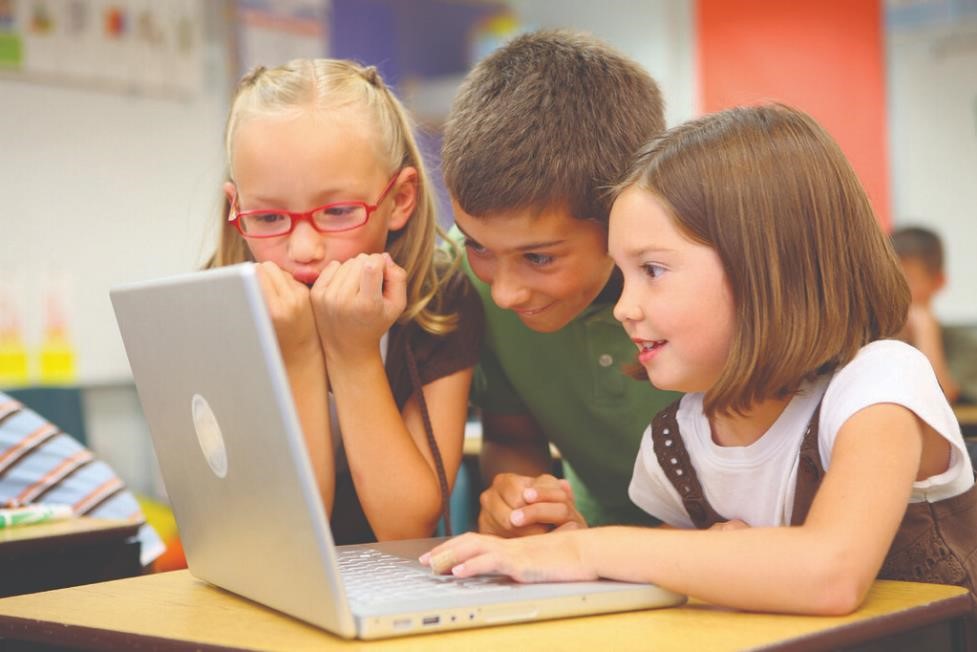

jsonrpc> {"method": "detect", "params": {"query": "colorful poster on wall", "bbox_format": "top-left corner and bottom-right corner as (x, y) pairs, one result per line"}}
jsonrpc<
(0, 0), (204, 98)
(232, 0), (329, 76)
(0, 0), (21, 68)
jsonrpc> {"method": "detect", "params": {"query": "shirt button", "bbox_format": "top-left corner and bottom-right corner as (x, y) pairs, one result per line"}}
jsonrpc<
(598, 354), (614, 367)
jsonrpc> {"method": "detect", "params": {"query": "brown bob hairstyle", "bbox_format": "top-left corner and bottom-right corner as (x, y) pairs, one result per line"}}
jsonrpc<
(616, 104), (910, 416)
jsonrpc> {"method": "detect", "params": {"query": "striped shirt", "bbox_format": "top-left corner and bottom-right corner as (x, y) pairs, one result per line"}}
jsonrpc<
(0, 392), (164, 566)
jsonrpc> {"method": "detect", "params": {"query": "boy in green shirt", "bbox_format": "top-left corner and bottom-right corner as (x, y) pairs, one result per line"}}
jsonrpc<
(442, 30), (680, 535)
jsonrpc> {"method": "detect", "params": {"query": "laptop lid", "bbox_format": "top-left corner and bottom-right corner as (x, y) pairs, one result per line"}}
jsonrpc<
(111, 263), (357, 638)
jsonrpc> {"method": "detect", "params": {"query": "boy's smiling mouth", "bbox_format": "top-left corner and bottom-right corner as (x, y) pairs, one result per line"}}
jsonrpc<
(513, 302), (555, 317)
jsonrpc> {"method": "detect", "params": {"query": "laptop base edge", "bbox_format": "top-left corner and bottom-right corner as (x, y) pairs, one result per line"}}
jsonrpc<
(354, 587), (686, 639)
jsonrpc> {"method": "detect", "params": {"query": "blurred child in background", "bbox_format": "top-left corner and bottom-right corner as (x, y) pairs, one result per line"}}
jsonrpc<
(891, 226), (962, 402)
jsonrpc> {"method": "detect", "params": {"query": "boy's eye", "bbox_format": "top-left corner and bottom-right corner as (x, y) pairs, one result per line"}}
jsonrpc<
(464, 239), (488, 255)
(524, 253), (554, 266)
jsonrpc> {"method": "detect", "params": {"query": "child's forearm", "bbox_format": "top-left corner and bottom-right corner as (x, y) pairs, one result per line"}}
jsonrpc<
(286, 346), (335, 513)
(327, 351), (454, 540)
(575, 525), (872, 616)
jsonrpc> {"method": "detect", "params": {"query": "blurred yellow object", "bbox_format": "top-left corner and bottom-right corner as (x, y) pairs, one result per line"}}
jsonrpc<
(38, 328), (76, 385)
(0, 331), (29, 387)
(136, 494), (187, 572)
(136, 494), (178, 541)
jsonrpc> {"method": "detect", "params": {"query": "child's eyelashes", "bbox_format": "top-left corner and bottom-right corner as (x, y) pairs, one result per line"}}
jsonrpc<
(640, 262), (666, 279)
(463, 239), (554, 267)
(464, 239), (488, 256)
(524, 252), (554, 267)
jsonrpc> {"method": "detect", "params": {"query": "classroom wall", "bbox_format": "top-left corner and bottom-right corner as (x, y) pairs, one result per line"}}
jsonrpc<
(887, 16), (977, 324)
(507, 0), (697, 128)
(697, 0), (891, 227)
(696, 0), (975, 323)
(0, 13), (229, 385)
(1, 0), (973, 497)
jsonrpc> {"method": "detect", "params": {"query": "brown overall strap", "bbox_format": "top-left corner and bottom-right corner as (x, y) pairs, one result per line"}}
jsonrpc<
(405, 343), (452, 536)
(790, 403), (825, 526)
(791, 400), (977, 610)
(651, 400), (727, 529)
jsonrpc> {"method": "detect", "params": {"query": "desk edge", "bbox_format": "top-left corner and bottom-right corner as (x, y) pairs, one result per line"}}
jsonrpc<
(0, 614), (241, 652)
(752, 590), (972, 652)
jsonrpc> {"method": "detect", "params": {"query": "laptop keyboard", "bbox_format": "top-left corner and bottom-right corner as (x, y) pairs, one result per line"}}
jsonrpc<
(337, 548), (516, 607)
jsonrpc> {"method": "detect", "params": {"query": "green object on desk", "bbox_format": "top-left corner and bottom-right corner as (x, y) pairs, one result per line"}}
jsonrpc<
(0, 504), (74, 529)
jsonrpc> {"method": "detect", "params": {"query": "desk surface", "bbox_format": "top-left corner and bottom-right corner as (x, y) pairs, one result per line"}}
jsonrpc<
(0, 570), (968, 651)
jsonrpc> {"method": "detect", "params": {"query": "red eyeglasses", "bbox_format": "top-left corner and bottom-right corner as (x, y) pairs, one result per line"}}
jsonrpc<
(229, 173), (399, 238)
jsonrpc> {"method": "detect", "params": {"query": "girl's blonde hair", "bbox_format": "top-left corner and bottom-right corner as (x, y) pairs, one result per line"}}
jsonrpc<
(209, 59), (460, 334)
(616, 104), (910, 416)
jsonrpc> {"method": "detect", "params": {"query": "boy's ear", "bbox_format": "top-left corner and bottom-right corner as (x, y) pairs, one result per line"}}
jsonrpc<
(934, 270), (947, 292)
(386, 167), (418, 232)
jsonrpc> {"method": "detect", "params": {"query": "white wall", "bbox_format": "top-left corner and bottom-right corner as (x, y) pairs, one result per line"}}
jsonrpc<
(0, 71), (227, 384)
(507, 0), (697, 128)
(887, 20), (977, 324)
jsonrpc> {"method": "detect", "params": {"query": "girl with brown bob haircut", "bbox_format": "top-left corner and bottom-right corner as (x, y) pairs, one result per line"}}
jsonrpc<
(422, 104), (977, 617)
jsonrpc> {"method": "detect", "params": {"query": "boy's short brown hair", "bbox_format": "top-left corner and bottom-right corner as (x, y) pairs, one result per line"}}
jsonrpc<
(617, 104), (910, 416)
(891, 226), (944, 276)
(442, 29), (664, 223)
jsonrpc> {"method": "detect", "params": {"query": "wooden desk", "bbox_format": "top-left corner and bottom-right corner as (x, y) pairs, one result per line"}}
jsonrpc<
(0, 570), (969, 651)
(0, 518), (141, 597)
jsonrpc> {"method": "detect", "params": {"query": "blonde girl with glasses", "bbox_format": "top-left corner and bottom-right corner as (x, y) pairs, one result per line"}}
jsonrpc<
(422, 104), (977, 616)
(209, 59), (482, 544)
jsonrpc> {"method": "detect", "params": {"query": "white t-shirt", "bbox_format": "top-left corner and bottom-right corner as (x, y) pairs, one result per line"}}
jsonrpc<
(629, 339), (973, 528)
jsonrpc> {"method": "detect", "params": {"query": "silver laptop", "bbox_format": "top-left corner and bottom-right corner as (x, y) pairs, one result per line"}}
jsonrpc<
(110, 263), (685, 639)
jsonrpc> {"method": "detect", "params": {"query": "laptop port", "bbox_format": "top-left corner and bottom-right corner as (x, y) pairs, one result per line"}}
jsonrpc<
(392, 618), (411, 630)
(422, 616), (440, 626)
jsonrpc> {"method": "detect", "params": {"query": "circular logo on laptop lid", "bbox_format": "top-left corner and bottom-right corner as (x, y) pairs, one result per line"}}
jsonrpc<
(191, 393), (228, 478)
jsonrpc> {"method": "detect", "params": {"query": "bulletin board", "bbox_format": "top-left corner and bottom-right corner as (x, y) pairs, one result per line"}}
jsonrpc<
(0, 0), (204, 98)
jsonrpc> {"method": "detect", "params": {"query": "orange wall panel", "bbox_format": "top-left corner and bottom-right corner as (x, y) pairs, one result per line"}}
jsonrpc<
(697, 0), (891, 226)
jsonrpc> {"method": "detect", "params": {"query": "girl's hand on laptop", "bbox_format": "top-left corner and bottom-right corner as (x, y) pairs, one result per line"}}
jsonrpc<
(420, 531), (598, 583)
(311, 253), (407, 361)
(478, 473), (587, 537)
(255, 262), (320, 364)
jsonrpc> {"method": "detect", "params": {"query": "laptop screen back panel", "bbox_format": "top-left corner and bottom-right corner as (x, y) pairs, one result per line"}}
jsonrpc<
(112, 264), (356, 637)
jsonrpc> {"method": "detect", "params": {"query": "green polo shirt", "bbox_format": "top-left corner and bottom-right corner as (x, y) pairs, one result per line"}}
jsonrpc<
(456, 236), (681, 526)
